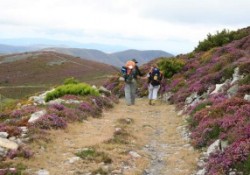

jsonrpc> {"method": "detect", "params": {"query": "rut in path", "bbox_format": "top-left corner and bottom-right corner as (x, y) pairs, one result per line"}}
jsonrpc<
(13, 98), (199, 175)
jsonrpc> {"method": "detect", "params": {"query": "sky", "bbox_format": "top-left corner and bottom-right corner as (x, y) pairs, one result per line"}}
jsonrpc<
(0, 0), (249, 54)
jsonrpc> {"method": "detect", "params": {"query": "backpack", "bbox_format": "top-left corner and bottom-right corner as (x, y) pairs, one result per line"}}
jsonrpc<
(121, 61), (136, 83)
(151, 68), (161, 84)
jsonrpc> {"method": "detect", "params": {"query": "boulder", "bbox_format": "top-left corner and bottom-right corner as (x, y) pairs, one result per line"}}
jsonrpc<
(185, 92), (198, 104)
(231, 67), (243, 85)
(244, 94), (250, 102)
(227, 84), (239, 98)
(29, 89), (55, 105)
(206, 139), (220, 156)
(0, 132), (8, 138)
(28, 110), (46, 123)
(99, 86), (111, 95)
(0, 137), (18, 150)
(211, 80), (230, 94)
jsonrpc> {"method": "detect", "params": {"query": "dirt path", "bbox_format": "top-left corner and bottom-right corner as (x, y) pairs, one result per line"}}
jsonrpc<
(13, 98), (199, 175)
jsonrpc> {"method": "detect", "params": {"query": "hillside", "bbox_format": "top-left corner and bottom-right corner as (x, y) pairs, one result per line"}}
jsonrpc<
(104, 26), (250, 174)
(0, 51), (118, 98)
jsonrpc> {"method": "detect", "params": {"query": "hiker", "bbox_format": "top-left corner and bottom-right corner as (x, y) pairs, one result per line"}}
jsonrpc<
(123, 59), (143, 106)
(147, 65), (163, 105)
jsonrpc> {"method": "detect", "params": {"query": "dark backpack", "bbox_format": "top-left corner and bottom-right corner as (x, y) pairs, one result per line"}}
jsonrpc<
(121, 66), (136, 83)
(150, 68), (161, 85)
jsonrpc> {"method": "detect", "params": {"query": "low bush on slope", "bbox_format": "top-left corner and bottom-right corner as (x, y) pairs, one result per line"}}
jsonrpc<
(103, 26), (250, 174)
(0, 79), (118, 174)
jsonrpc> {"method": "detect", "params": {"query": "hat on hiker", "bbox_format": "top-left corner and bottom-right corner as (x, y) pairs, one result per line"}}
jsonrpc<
(131, 58), (138, 63)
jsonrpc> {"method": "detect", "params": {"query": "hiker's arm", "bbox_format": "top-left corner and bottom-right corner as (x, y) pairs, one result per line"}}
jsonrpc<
(136, 66), (143, 76)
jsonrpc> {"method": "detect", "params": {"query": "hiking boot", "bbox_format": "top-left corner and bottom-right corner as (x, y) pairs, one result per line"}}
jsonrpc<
(151, 100), (156, 105)
(149, 100), (152, 105)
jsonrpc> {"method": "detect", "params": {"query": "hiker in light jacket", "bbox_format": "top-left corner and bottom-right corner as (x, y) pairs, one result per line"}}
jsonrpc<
(147, 65), (163, 105)
(124, 58), (143, 106)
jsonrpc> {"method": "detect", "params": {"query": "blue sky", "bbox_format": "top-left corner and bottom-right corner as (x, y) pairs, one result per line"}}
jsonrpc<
(0, 0), (249, 54)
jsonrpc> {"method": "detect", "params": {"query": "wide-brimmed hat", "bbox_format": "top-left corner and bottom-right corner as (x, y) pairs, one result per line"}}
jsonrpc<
(131, 58), (138, 63)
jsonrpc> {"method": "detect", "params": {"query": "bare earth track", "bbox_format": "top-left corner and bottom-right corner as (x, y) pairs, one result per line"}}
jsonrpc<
(11, 98), (199, 175)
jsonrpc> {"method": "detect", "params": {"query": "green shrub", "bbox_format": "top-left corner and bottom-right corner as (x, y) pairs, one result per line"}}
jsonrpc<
(63, 77), (79, 85)
(222, 65), (236, 80)
(195, 29), (248, 52)
(239, 75), (250, 85)
(157, 58), (185, 78)
(45, 83), (99, 102)
(76, 148), (112, 164)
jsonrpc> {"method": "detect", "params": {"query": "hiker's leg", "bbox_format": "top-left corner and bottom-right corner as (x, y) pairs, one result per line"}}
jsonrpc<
(148, 84), (154, 99)
(131, 81), (136, 105)
(125, 83), (132, 105)
(148, 84), (154, 105)
(152, 85), (160, 100)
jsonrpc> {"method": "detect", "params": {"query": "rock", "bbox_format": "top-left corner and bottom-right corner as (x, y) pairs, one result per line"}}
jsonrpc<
(125, 118), (132, 124)
(111, 169), (122, 174)
(227, 84), (239, 98)
(231, 67), (243, 85)
(28, 110), (46, 123)
(19, 126), (28, 133)
(129, 151), (141, 158)
(64, 99), (82, 104)
(196, 168), (206, 175)
(220, 140), (229, 152)
(185, 92), (198, 104)
(211, 80), (230, 94)
(162, 92), (173, 102)
(99, 86), (111, 95)
(0, 147), (7, 157)
(114, 128), (122, 135)
(0, 137), (18, 150)
(244, 94), (250, 102)
(68, 156), (81, 164)
(36, 169), (50, 175)
(177, 110), (183, 116)
(30, 89), (55, 105)
(0, 132), (8, 138)
(206, 139), (221, 156)
(48, 99), (64, 105)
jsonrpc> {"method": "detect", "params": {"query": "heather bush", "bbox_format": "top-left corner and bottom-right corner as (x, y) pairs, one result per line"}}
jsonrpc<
(206, 138), (250, 174)
(90, 96), (114, 109)
(45, 83), (100, 102)
(48, 104), (87, 122)
(6, 146), (33, 159)
(0, 124), (22, 137)
(79, 101), (101, 117)
(32, 114), (67, 129)
(10, 105), (38, 118)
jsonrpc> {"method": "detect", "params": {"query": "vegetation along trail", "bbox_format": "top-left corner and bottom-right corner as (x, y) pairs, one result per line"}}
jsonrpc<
(13, 98), (199, 175)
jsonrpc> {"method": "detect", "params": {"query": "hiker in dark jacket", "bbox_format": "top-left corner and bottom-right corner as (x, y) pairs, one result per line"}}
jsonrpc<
(124, 58), (143, 106)
(147, 65), (163, 105)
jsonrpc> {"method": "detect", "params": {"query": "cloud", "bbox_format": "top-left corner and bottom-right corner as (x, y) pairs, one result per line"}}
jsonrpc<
(137, 0), (250, 25)
(0, 0), (249, 54)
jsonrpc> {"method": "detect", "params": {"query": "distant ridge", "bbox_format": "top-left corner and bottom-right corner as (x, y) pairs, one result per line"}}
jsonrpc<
(42, 48), (173, 66)
(0, 43), (173, 66)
